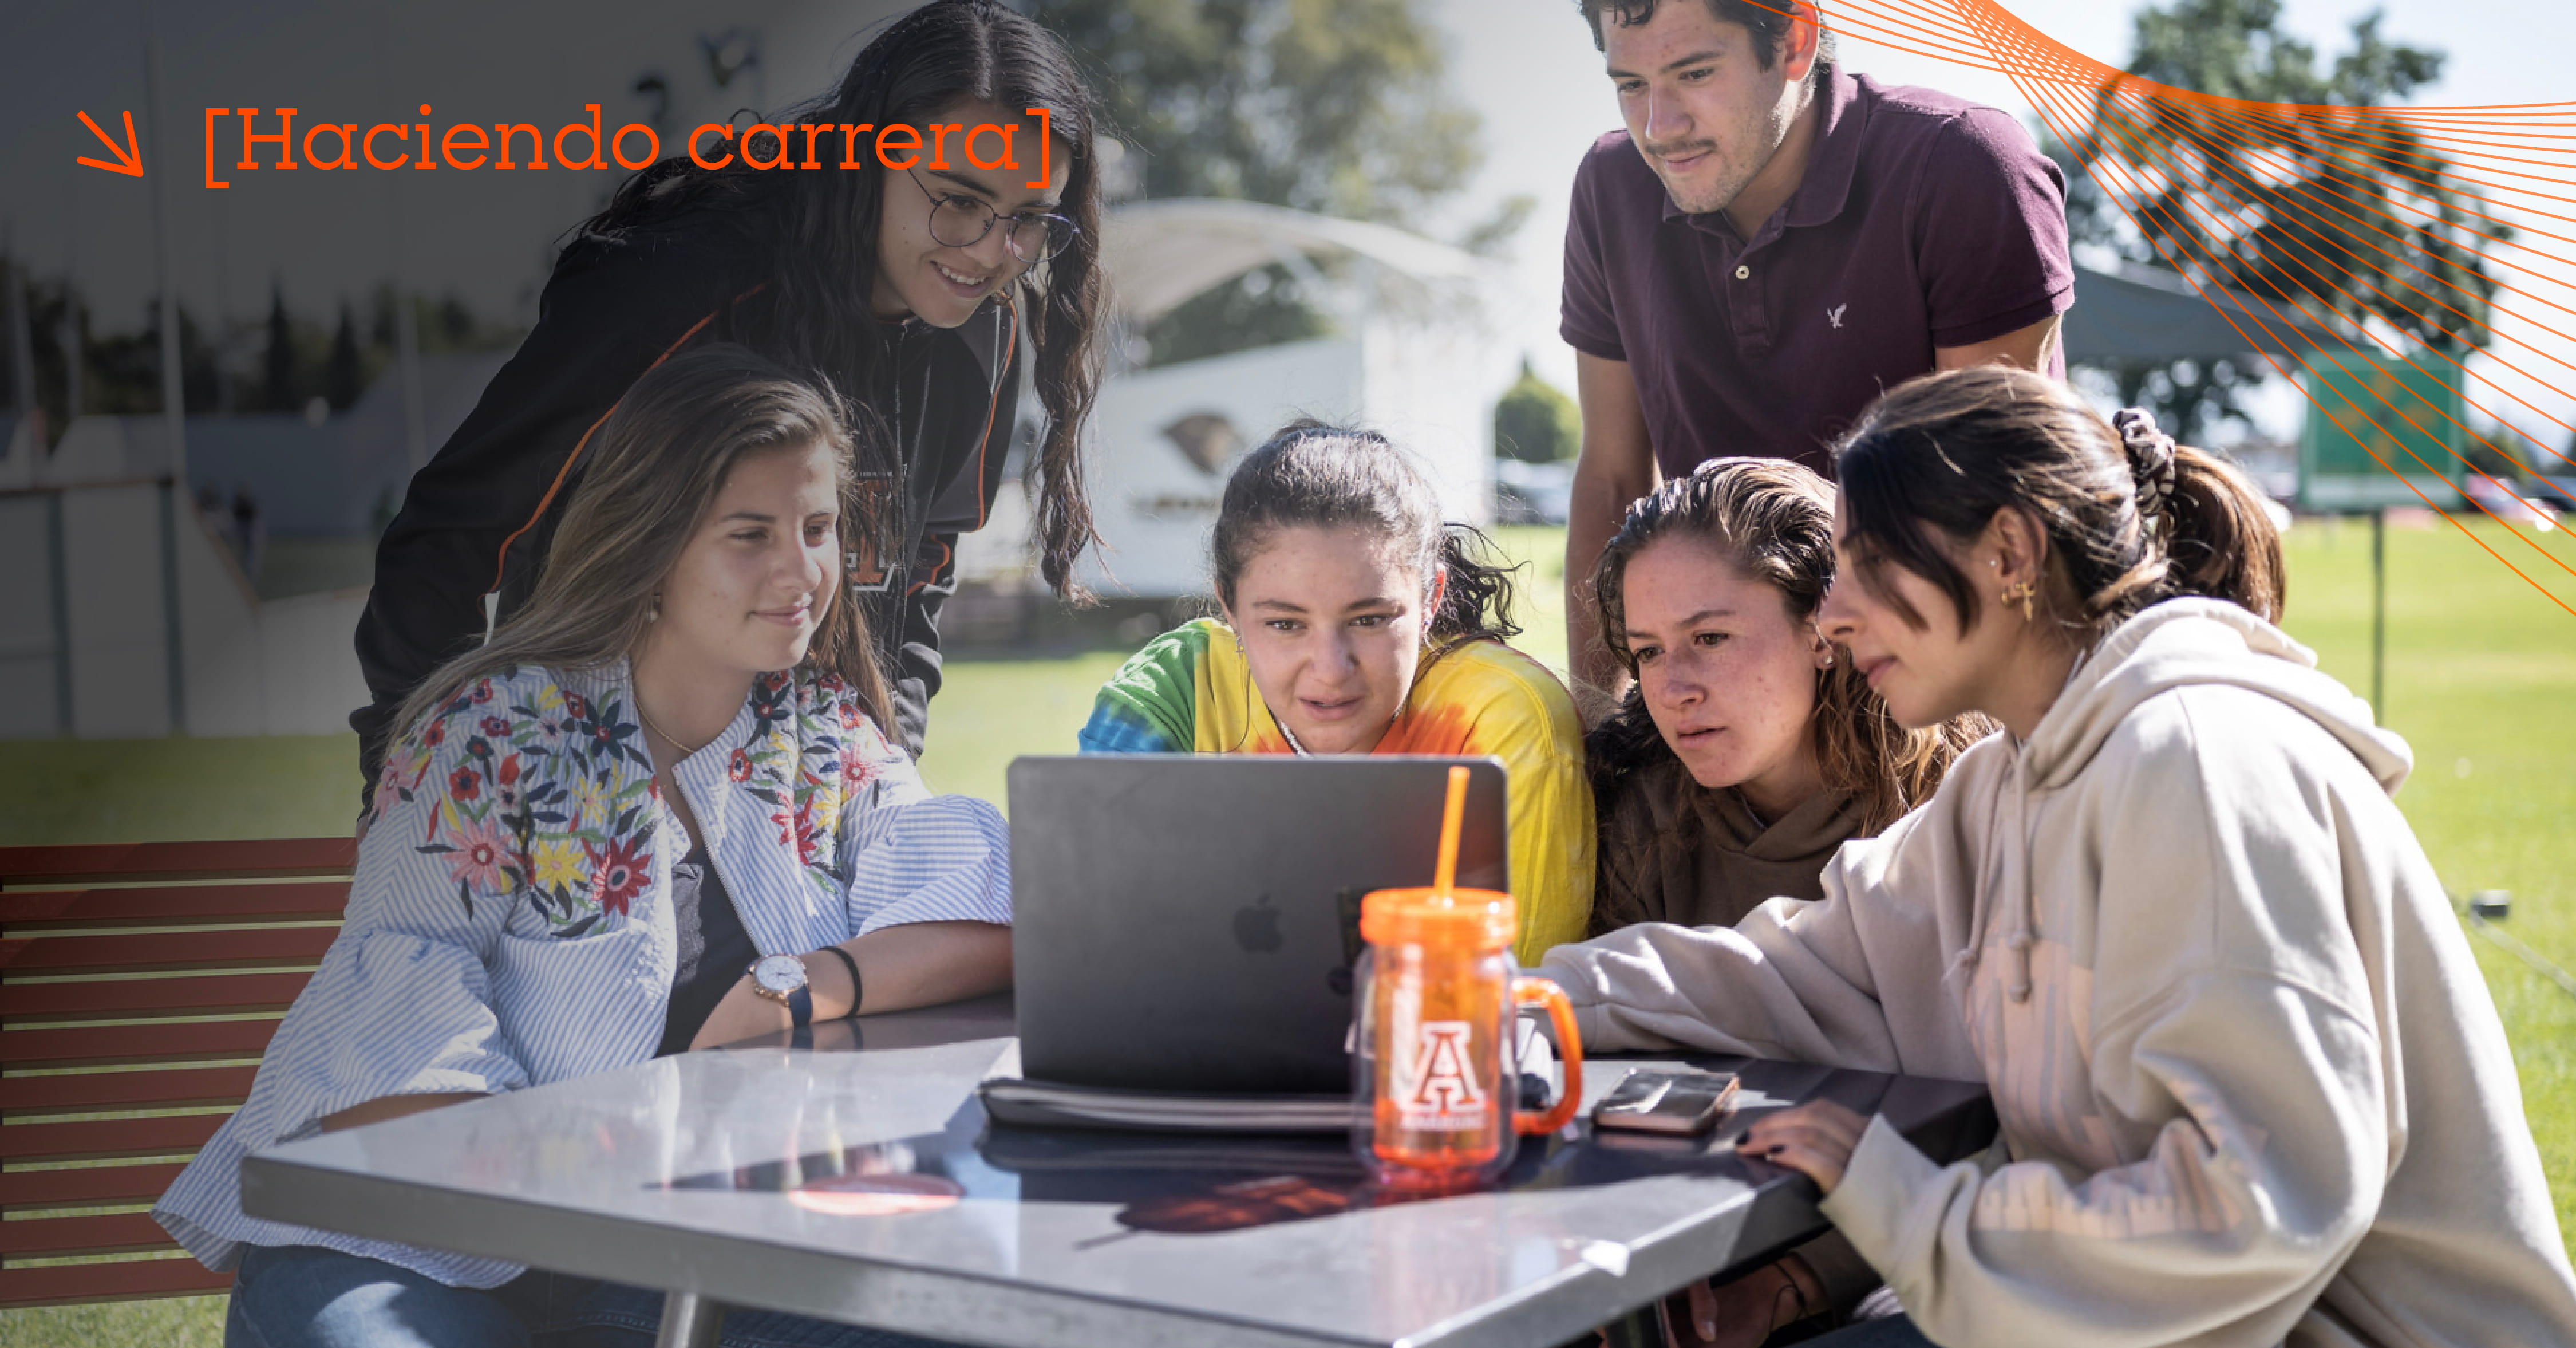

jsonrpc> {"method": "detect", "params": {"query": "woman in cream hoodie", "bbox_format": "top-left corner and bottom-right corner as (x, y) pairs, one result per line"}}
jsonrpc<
(1543, 367), (2576, 1347)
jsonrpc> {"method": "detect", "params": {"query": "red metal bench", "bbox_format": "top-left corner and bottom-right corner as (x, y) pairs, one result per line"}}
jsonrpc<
(1, 838), (355, 1307)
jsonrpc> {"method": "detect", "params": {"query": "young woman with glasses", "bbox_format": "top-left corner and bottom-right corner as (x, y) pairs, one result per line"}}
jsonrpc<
(351, 0), (1109, 805)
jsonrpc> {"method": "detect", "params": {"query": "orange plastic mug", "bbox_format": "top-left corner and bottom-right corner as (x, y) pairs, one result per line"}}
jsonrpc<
(1350, 886), (1583, 1189)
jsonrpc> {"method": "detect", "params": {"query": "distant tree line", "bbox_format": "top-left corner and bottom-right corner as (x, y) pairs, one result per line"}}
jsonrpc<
(0, 262), (522, 448)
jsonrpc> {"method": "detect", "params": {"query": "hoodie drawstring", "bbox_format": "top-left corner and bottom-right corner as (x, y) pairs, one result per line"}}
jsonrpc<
(2005, 750), (2037, 1003)
(1949, 762), (2012, 988)
(1951, 739), (2040, 1003)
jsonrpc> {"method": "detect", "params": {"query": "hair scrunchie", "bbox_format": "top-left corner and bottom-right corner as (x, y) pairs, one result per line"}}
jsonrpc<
(2112, 407), (2178, 529)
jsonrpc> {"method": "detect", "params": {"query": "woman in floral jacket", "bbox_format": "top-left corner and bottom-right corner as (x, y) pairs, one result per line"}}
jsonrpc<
(157, 346), (1012, 1348)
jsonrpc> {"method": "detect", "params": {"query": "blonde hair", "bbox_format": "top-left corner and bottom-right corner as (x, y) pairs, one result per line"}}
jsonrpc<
(390, 344), (893, 744)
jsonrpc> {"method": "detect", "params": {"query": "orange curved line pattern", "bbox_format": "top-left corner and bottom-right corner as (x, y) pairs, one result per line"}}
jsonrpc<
(1720, 0), (2576, 616)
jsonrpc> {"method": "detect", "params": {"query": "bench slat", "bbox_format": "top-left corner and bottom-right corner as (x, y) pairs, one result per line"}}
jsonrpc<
(0, 881), (350, 931)
(0, 927), (339, 975)
(0, 839), (355, 887)
(0, 1212), (183, 1259)
(0, 1114), (229, 1162)
(3, 1019), (284, 1069)
(0, 971), (315, 1022)
(0, 838), (341, 1307)
(0, 1258), (231, 1307)
(1, 1065), (258, 1118)
(0, 1161), (189, 1210)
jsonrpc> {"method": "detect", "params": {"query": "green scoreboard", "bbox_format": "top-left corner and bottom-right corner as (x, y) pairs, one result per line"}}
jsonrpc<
(2297, 356), (2465, 511)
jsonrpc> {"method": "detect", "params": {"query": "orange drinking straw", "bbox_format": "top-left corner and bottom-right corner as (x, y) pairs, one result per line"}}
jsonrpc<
(1432, 764), (1468, 897)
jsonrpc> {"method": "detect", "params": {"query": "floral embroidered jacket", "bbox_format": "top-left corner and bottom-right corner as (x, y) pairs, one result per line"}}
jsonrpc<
(155, 660), (1012, 1287)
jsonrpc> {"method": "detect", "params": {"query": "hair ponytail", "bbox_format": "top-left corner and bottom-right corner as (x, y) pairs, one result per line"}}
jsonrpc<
(1428, 525), (1524, 650)
(2163, 444), (2285, 621)
(1835, 366), (2285, 633)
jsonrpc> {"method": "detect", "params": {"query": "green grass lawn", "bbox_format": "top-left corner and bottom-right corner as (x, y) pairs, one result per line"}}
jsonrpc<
(3, 517), (2571, 1343)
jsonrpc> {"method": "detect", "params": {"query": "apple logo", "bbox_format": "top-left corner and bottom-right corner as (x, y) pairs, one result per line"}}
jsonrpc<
(1233, 894), (1285, 954)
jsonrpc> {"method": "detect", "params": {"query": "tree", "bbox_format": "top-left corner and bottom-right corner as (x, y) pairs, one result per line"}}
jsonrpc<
(1494, 360), (1579, 463)
(2069, 1), (2498, 442)
(325, 302), (364, 412)
(262, 285), (297, 413)
(1034, 0), (1483, 366)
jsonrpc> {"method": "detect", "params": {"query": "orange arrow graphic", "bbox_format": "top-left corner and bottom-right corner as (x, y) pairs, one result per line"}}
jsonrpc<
(76, 109), (143, 177)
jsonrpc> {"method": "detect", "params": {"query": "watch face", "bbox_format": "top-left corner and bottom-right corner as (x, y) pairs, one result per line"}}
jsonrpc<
(751, 953), (808, 994)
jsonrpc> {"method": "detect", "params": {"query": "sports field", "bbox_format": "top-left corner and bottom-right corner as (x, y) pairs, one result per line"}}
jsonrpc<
(2, 518), (2570, 1345)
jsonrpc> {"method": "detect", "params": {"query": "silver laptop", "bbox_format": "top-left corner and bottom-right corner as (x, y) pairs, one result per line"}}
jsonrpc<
(1005, 755), (1510, 1095)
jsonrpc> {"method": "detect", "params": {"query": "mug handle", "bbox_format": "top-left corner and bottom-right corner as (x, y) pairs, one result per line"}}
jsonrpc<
(1510, 976), (1583, 1136)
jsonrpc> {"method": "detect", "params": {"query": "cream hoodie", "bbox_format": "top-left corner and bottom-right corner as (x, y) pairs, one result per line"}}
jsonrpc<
(1542, 598), (2576, 1348)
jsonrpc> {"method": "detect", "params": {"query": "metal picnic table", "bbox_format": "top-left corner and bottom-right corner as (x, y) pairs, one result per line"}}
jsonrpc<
(238, 992), (1993, 1348)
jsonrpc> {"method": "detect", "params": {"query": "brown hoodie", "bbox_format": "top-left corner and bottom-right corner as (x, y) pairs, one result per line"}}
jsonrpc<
(1593, 757), (1868, 935)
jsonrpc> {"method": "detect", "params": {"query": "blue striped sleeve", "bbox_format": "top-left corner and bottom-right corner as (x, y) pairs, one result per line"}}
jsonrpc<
(840, 794), (1013, 935)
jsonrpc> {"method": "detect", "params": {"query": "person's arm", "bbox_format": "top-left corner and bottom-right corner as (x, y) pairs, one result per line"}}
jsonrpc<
(350, 238), (728, 802)
(885, 306), (1026, 758)
(885, 537), (958, 758)
(1539, 735), (2000, 1075)
(687, 919), (1013, 1049)
(1935, 313), (2061, 372)
(1077, 621), (1208, 754)
(1913, 108), (2076, 376)
(1565, 352), (1658, 696)
(1542, 807), (1945, 1067)
(689, 707), (1013, 1050)
(320, 1093), (483, 1132)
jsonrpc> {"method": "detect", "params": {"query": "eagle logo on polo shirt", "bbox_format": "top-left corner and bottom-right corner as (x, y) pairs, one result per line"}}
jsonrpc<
(1827, 304), (1848, 330)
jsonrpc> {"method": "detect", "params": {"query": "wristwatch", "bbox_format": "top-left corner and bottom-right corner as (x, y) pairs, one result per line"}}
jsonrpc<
(746, 953), (815, 1028)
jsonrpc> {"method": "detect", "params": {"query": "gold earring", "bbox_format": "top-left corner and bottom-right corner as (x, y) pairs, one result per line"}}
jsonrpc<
(2000, 579), (2036, 622)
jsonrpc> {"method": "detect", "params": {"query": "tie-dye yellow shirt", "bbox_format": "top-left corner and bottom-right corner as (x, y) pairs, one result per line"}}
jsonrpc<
(1078, 619), (1594, 963)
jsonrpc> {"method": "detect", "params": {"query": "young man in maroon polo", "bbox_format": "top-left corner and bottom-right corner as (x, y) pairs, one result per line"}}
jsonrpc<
(1561, 0), (2075, 688)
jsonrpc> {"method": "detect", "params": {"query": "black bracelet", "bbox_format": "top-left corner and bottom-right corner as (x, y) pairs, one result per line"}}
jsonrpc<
(814, 944), (863, 1018)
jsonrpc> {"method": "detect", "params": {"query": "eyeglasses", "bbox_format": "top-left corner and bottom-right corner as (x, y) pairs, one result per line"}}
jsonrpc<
(907, 168), (1078, 264)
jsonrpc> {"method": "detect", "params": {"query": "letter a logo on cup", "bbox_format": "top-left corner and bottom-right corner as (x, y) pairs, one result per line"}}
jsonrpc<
(1397, 1022), (1488, 1132)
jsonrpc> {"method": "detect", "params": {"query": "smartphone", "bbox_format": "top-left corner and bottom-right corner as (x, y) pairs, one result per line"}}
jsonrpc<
(1591, 1069), (1740, 1136)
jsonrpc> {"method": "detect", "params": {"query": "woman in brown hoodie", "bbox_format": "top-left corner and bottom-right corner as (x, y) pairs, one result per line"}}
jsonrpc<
(1582, 458), (1988, 1346)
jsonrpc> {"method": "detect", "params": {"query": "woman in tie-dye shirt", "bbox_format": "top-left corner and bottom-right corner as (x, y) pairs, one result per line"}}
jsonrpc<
(1080, 420), (1593, 963)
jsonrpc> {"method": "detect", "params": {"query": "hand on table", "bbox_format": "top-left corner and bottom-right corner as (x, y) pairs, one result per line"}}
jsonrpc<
(1735, 1099), (1869, 1193)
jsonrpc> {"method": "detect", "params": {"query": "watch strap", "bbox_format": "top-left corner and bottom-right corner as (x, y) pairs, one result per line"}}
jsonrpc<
(814, 944), (864, 1018)
(787, 980), (813, 1028)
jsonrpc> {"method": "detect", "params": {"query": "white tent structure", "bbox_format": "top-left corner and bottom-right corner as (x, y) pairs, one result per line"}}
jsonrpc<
(1058, 199), (1518, 601)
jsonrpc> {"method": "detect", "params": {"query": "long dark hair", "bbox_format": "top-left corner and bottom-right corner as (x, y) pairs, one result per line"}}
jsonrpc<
(1833, 366), (2284, 634)
(391, 345), (893, 746)
(579, 0), (1105, 596)
(1587, 457), (1985, 834)
(1209, 420), (1522, 663)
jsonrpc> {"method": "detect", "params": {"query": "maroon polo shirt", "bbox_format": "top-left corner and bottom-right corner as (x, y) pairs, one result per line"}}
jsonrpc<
(1561, 69), (2075, 479)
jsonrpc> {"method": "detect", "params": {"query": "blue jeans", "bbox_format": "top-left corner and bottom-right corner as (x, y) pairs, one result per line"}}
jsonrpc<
(225, 1244), (590, 1348)
(226, 1245), (957, 1348)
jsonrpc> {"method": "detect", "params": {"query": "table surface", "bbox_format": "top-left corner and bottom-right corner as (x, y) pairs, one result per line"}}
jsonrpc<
(242, 994), (1992, 1348)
